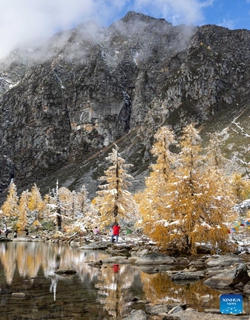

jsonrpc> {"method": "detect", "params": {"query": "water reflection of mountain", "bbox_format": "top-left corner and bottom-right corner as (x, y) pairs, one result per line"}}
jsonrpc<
(0, 242), (222, 319)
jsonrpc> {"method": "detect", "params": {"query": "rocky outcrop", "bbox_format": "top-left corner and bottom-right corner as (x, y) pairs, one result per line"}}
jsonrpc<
(0, 11), (250, 201)
(123, 309), (147, 320)
(205, 255), (243, 267)
(135, 252), (176, 265)
(203, 263), (250, 289)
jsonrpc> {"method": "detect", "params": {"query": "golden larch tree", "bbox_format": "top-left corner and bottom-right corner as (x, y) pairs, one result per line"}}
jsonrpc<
(137, 124), (235, 254)
(58, 187), (73, 217)
(231, 173), (250, 203)
(134, 126), (177, 227)
(17, 190), (29, 231)
(93, 145), (138, 227)
(28, 184), (45, 221)
(1, 181), (19, 228)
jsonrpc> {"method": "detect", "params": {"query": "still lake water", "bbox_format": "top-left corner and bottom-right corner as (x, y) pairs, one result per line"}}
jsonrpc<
(0, 241), (244, 319)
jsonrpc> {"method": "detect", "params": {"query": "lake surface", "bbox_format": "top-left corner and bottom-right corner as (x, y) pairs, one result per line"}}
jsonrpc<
(0, 241), (246, 319)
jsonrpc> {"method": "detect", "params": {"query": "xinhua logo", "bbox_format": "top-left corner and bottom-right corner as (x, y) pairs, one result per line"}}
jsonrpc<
(220, 294), (243, 314)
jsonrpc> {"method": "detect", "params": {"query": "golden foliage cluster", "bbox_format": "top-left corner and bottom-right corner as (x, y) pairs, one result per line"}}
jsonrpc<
(0, 181), (93, 232)
(135, 124), (237, 254)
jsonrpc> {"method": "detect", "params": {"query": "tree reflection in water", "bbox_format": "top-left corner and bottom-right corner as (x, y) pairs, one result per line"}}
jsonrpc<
(140, 272), (220, 311)
(0, 242), (223, 319)
(49, 274), (58, 301)
(96, 263), (140, 319)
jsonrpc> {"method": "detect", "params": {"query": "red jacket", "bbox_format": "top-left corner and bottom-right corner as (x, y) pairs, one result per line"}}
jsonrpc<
(113, 264), (120, 273)
(113, 225), (120, 235)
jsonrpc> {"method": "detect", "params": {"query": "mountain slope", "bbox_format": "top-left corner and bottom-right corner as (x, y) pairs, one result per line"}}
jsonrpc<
(0, 11), (249, 202)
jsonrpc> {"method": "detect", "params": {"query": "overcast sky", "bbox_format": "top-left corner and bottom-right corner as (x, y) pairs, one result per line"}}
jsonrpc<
(0, 0), (250, 60)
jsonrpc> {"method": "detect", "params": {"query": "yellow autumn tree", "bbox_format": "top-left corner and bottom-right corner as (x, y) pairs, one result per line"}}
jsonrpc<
(28, 184), (45, 221)
(1, 181), (19, 228)
(231, 173), (250, 203)
(93, 145), (138, 227)
(17, 190), (29, 231)
(41, 193), (57, 230)
(134, 126), (177, 225)
(137, 124), (235, 254)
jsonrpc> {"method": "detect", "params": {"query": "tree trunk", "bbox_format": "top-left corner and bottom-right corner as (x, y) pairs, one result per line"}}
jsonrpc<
(57, 207), (62, 231)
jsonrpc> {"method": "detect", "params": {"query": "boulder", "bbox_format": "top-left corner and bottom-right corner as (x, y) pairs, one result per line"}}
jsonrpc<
(122, 309), (147, 320)
(131, 248), (149, 257)
(147, 304), (172, 315)
(80, 243), (109, 250)
(135, 253), (176, 265)
(205, 255), (242, 267)
(168, 305), (184, 315)
(203, 263), (250, 289)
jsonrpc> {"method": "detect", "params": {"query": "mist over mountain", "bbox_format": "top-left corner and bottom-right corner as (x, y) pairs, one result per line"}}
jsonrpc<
(0, 11), (249, 203)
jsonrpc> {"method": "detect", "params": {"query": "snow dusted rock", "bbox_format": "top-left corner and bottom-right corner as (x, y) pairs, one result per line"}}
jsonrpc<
(233, 199), (250, 214)
(205, 254), (242, 267)
(130, 248), (149, 257)
(146, 304), (175, 315)
(134, 252), (176, 265)
(203, 263), (250, 289)
(168, 305), (185, 315)
(122, 309), (147, 320)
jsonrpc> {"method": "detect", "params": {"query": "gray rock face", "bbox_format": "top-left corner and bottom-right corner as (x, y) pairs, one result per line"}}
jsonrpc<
(0, 11), (250, 200)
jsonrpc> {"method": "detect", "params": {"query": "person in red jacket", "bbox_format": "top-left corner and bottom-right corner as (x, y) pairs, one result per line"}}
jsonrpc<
(111, 222), (120, 243)
(113, 264), (120, 273)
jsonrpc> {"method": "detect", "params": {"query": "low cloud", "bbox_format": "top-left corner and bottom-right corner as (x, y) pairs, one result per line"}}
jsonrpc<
(218, 18), (235, 30)
(134, 0), (209, 25)
(0, 0), (212, 60)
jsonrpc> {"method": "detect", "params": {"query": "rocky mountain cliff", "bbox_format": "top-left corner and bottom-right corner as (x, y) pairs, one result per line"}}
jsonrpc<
(0, 11), (249, 203)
